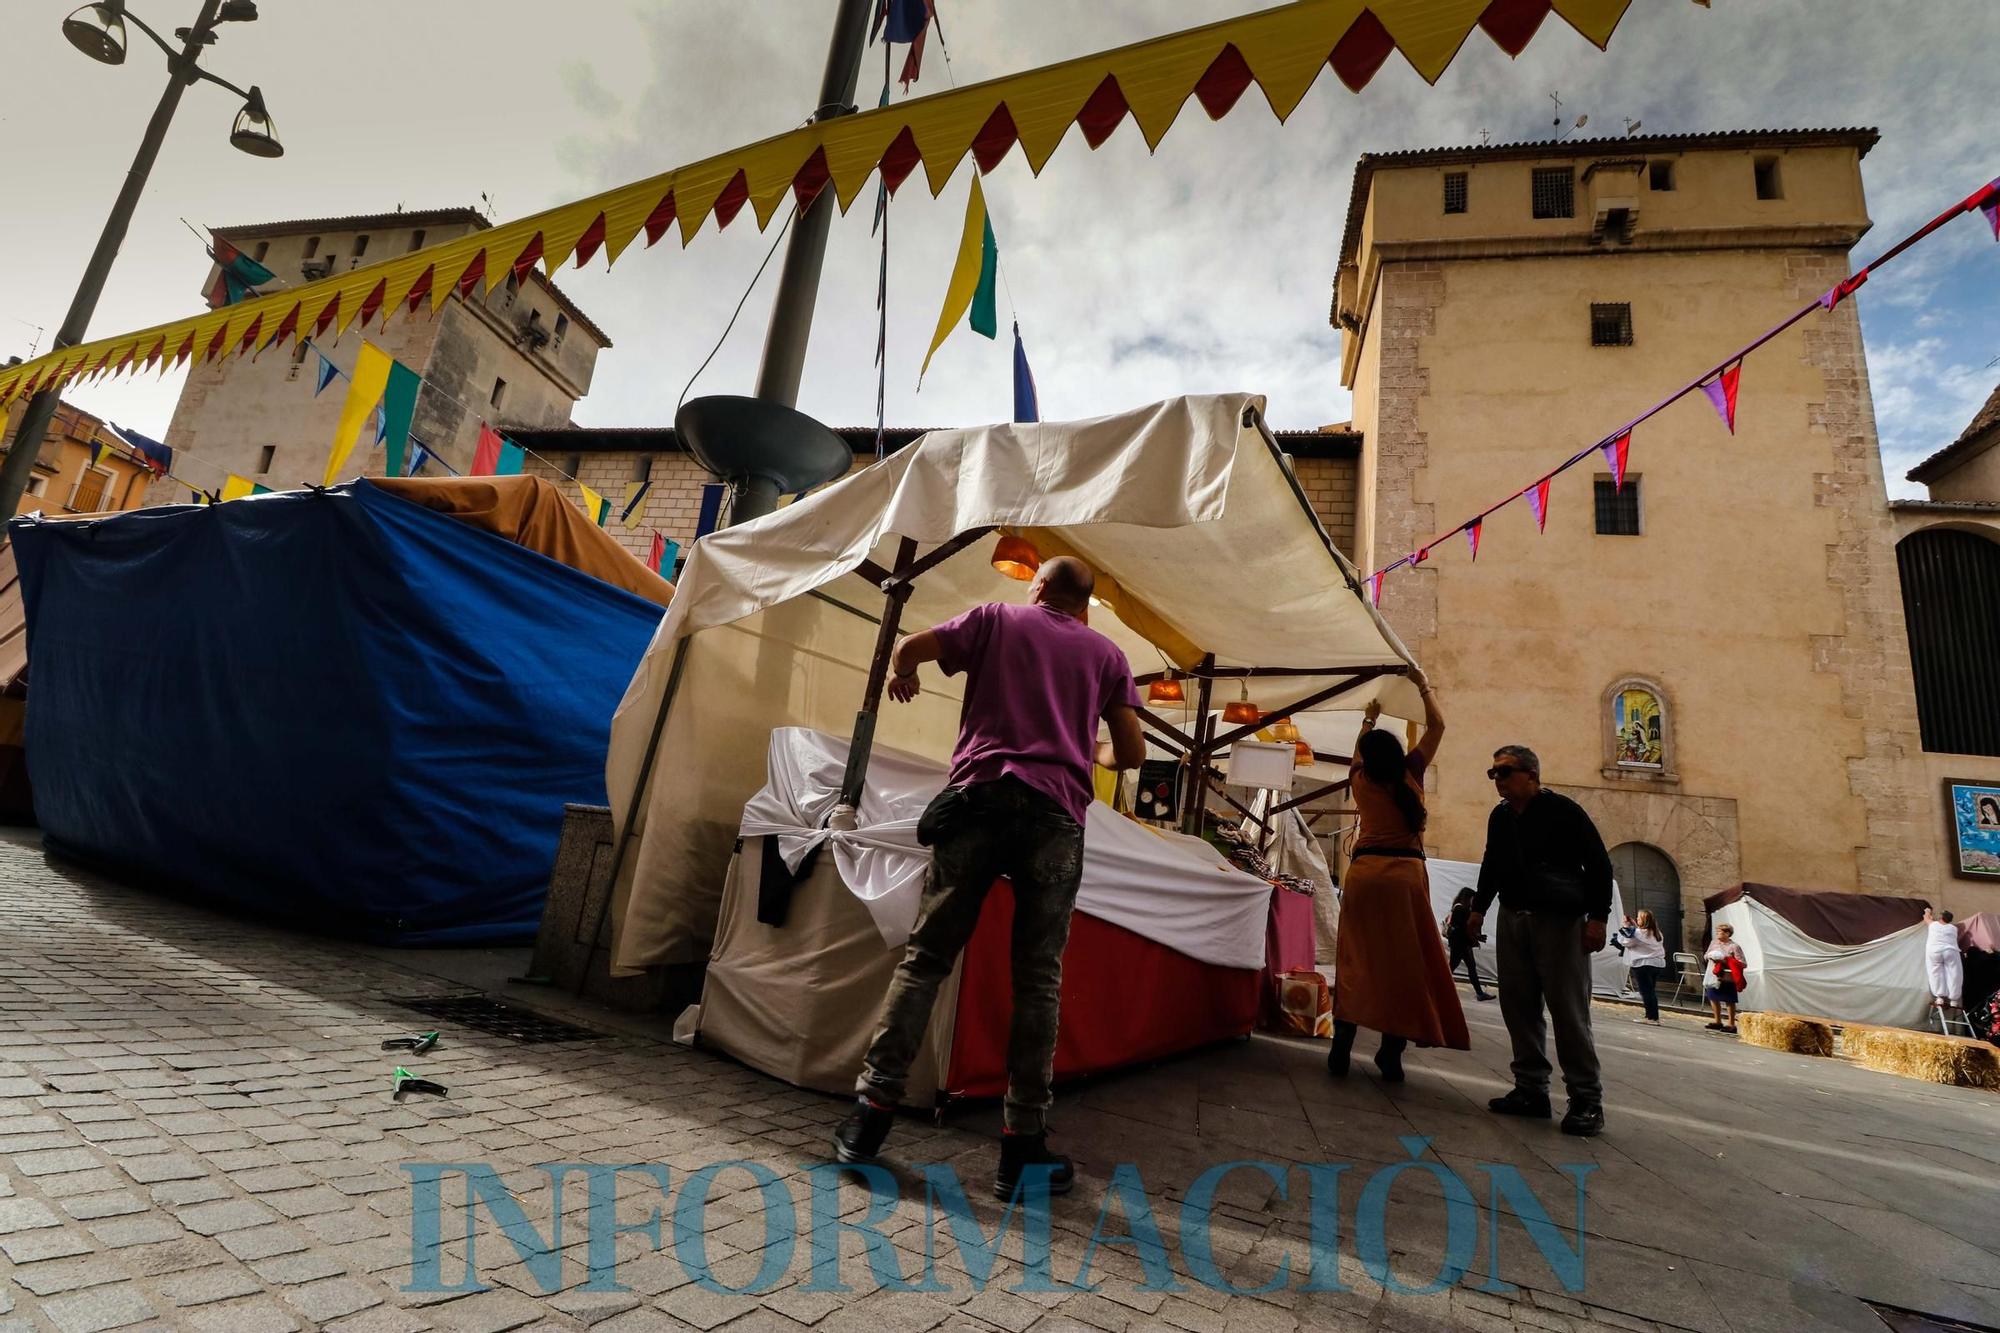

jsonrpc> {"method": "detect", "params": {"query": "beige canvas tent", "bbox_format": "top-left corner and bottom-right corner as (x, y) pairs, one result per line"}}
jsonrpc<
(602, 393), (1418, 978)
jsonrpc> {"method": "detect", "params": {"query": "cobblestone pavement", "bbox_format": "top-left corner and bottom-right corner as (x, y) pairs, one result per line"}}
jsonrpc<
(4, 831), (2000, 1333)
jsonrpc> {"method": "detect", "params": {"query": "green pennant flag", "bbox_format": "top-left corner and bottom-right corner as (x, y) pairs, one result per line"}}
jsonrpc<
(381, 360), (423, 477)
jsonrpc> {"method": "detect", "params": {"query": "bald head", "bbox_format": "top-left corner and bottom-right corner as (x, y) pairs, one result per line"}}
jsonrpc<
(1031, 556), (1095, 616)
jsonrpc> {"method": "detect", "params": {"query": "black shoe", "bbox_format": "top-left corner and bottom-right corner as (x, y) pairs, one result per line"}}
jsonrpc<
(1326, 1020), (1357, 1079)
(1374, 1036), (1407, 1083)
(1703, 1021), (1724, 1031)
(994, 1133), (1074, 1199)
(832, 1098), (894, 1165)
(1487, 1088), (1552, 1119)
(1560, 1104), (1605, 1138)
(1475, 992), (1496, 1002)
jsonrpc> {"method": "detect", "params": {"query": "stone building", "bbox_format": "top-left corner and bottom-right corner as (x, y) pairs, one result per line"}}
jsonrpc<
(1891, 387), (2000, 901)
(0, 395), (154, 517)
(162, 208), (610, 490)
(1332, 127), (1971, 943)
(500, 422), (1363, 572)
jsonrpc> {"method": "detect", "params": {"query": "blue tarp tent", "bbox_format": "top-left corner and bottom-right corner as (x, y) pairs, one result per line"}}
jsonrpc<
(9, 479), (668, 943)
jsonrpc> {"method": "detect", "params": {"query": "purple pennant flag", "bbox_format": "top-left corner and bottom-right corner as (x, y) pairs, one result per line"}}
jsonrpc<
(1368, 572), (1383, 607)
(1464, 519), (1482, 562)
(1525, 478), (1551, 532)
(1982, 177), (2000, 239)
(1600, 431), (1631, 491)
(1701, 361), (1741, 433)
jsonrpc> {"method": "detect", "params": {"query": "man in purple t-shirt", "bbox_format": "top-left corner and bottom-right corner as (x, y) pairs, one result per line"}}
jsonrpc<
(834, 556), (1145, 1197)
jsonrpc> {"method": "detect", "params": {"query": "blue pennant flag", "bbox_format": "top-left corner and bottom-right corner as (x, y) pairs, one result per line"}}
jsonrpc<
(313, 353), (338, 396)
(373, 403), (388, 447)
(1012, 323), (1039, 424)
(408, 443), (432, 477)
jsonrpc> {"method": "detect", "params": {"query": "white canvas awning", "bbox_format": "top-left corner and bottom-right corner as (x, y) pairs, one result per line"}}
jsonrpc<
(604, 393), (1417, 974)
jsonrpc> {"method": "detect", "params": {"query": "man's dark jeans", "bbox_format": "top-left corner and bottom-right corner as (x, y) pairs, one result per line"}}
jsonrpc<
(858, 776), (1085, 1133)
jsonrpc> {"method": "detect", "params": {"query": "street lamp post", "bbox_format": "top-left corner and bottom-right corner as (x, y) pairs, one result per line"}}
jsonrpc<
(0, 0), (282, 521)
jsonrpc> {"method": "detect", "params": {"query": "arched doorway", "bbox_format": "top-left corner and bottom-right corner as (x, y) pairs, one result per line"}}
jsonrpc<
(1610, 842), (1683, 955)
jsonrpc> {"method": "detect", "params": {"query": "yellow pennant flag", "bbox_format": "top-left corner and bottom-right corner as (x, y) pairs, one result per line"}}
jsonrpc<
(323, 343), (392, 485)
(920, 175), (998, 382)
(220, 474), (257, 502)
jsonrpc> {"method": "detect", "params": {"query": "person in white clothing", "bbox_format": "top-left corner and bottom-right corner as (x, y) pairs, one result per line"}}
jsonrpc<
(1615, 910), (1669, 1023)
(1924, 908), (1964, 1010)
(1704, 924), (1747, 1034)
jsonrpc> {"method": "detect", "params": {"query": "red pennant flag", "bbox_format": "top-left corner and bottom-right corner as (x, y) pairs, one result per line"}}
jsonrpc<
(1701, 361), (1741, 433)
(1526, 477), (1552, 532)
(357, 279), (387, 330)
(1413, 546), (1431, 566)
(312, 294), (340, 339)
(1601, 430), (1631, 491)
(455, 250), (487, 301)
(1368, 572), (1384, 607)
(403, 264), (435, 314)
(1464, 519), (1482, 561)
(511, 232), (544, 285)
(471, 423), (504, 477)
(648, 530), (665, 574)
(573, 212), (608, 268)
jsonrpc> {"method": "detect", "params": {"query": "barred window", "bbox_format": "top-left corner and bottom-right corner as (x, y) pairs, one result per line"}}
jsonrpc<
(1443, 172), (1468, 214)
(1591, 303), (1634, 347)
(1532, 168), (1574, 219)
(1594, 477), (1641, 536)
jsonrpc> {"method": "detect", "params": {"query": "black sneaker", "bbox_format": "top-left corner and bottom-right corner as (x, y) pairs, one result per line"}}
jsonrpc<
(994, 1133), (1074, 1200)
(1560, 1104), (1605, 1138)
(832, 1098), (894, 1165)
(1487, 1088), (1552, 1119)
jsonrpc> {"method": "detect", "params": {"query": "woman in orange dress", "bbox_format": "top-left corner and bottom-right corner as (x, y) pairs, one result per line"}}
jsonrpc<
(1328, 668), (1469, 1081)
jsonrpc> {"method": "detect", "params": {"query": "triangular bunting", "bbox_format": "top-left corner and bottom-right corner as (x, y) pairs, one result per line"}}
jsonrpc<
(1464, 520), (1481, 561)
(1601, 430), (1631, 490)
(314, 353), (338, 396)
(1368, 572), (1383, 607)
(471, 423), (504, 477)
(1701, 361), (1740, 433)
(621, 480), (652, 528)
(1526, 477), (1551, 532)
(577, 481), (611, 527)
(1981, 177), (2000, 239)
(381, 360), (423, 477)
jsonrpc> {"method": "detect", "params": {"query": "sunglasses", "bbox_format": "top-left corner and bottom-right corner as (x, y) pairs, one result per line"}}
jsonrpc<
(1487, 765), (1529, 781)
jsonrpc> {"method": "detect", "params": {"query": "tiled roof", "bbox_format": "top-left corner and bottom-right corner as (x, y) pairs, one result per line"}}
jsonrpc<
(1906, 382), (2000, 484)
(1888, 498), (2000, 514)
(1337, 128), (1881, 273)
(207, 206), (612, 349)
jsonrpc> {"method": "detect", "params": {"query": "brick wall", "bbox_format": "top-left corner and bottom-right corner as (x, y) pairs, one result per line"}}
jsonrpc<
(1292, 455), (1359, 556)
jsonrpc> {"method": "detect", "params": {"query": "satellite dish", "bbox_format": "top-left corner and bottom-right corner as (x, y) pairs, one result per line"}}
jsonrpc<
(674, 395), (852, 527)
(1574, 114), (1589, 128)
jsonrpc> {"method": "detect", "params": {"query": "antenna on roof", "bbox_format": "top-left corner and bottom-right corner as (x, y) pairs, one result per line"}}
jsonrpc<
(1478, 127), (1491, 146)
(479, 192), (496, 222)
(1550, 91), (1563, 127)
(1625, 118), (1643, 136)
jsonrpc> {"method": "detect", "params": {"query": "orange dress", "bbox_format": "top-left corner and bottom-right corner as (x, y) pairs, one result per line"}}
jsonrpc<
(1333, 751), (1470, 1049)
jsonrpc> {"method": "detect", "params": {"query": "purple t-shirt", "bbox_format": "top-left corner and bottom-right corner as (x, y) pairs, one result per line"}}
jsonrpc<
(930, 601), (1140, 826)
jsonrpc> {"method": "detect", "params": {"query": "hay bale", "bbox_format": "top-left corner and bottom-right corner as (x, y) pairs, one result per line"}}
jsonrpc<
(1737, 1011), (1833, 1056)
(1842, 1023), (2000, 1091)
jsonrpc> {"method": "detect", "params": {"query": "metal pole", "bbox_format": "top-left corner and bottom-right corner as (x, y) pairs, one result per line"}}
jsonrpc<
(748, 0), (875, 415)
(0, 0), (225, 521)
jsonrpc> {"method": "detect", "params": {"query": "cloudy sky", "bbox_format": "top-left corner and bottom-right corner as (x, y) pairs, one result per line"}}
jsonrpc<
(1, 1), (1993, 495)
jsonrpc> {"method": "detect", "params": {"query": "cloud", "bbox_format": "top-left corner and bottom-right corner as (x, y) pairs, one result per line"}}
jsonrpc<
(1867, 335), (1995, 495)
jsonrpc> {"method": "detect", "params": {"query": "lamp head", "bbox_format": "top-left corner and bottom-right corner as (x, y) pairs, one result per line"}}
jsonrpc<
(62, 2), (126, 64)
(230, 86), (283, 158)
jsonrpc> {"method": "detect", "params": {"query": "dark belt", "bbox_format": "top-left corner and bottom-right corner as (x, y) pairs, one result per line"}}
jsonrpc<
(1352, 847), (1424, 860)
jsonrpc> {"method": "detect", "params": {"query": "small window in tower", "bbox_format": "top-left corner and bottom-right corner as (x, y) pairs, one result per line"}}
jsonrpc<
(354, 234), (371, 257)
(252, 241), (270, 263)
(256, 445), (276, 475)
(632, 456), (653, 484)
(1648, 161), (1674, 191)
(290, 340), (310, 365)
(1594, 477), (1642, 536)
(1443, 172), (1468, 215)
(490, 377), (508, 409)
(1532, 168), (1575, 219)
(501, 272), (518, 310)
(303, 236), (320, 259)
(1590, 303), (1634, 347)
(562, 454), (582, 479)
(410, 229), (426, 253)
(1754, 157), (1783, 200)
(553, 313), (570, 350)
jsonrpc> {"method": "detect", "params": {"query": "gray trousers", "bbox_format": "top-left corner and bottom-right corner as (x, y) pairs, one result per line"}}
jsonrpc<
(858, 777), (1085, 1133)
(1495, 907), (1603, 1108)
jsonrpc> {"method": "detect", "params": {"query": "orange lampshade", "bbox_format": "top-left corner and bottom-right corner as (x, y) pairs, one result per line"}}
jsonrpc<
(1222, 701), (1261, 725)
(991, 534), (1041, 581)
(1294, 740), (1314, 764)
(1267, 718), (1301, 744)
(1147, 677), (1185, 703)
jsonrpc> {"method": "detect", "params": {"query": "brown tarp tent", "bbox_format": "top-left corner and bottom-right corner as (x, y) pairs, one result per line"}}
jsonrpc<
(1702, 882), (1928, 946)
(372, 475), (673, 608)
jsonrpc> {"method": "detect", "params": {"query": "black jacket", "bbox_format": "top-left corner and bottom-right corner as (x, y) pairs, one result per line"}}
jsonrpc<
(1473, 789), (1614, 921)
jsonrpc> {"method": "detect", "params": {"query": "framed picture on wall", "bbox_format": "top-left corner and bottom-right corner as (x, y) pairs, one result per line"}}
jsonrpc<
(1945, 779), (2000, 880)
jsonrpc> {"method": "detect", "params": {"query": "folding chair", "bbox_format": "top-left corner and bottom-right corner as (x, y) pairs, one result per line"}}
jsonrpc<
(1670, 952), (1703, 1007)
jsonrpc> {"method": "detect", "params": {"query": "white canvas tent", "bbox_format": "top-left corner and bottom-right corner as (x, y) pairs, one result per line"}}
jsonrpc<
(1710, 896), (1932, 1028)
(603, 393), (1419, 976)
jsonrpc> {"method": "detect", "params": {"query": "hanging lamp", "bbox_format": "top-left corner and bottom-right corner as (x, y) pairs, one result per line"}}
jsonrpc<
(991, 533), (1040, 581)
(1221, 679), (1260, 726)
(1146, 674), (1184, 704)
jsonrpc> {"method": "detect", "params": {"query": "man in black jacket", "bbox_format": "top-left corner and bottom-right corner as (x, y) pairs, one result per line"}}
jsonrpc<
(1468, 744), (1614, 1138)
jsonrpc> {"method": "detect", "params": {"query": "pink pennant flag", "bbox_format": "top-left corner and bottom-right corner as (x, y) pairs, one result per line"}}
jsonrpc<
(1413, 546), (1431, 566)
(1601, 430), (1631, 491)
(1464, 519), (1482, 561)
(1701, 361), (1741, 433)
(1368, 572), (1384, 607)
(1980, 177), (2000, 239)
(1525, 478), (1551, 532)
